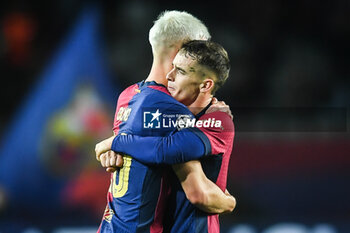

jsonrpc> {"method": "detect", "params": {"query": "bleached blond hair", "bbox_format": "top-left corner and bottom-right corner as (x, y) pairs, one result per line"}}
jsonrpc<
(149, 10), (211, 51)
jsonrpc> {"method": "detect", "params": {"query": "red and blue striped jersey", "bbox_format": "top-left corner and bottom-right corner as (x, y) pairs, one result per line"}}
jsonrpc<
(98, 81), (195, 233)
(163, 111), (235, 233)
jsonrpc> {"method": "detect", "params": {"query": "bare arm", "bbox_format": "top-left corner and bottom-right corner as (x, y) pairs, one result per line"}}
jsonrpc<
(172, 160), (236, 214)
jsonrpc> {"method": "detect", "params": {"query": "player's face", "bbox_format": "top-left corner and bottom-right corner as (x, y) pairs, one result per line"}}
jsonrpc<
(166, 52), (204, 106)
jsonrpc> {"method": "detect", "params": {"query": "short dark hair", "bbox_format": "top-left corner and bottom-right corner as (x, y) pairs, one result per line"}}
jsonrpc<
(180, 40), (230, 94)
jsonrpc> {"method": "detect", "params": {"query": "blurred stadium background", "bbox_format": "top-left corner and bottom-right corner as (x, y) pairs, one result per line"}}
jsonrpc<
(0, 0), (349, 233)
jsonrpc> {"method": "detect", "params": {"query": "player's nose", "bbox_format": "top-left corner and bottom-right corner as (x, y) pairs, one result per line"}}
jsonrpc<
(166, 67), (175, 81)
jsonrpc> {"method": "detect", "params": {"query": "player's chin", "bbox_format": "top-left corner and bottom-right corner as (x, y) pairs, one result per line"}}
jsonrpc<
(168, 87), (176, 96)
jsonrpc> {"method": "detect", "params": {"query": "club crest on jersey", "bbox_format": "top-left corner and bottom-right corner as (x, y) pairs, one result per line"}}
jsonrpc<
(103, 205), (115, 223)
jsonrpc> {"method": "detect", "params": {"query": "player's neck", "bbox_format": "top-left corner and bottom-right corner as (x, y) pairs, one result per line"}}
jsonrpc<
(187, 93), (213, 115)
(146, 60), (172, 86)
(146, 49), (177, 86)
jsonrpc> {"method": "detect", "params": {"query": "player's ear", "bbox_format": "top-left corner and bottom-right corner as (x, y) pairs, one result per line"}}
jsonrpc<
(200, 79), (215, 93)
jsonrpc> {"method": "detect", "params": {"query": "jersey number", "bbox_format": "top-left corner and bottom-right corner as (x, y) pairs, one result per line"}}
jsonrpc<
(112, 155), (132, 198)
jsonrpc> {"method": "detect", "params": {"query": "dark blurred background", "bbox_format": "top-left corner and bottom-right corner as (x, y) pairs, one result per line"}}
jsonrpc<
(0, 0), (349, 233)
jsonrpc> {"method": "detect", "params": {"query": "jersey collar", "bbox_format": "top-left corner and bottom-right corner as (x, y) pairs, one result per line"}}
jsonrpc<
(139, 80), (167, 89)
(195, 103), (212, 119)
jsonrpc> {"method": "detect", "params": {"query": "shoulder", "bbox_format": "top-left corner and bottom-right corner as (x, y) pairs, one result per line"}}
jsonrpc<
(143, 89), (191, 115)
(122, 83), (139, 95)
(117, 83), (140, 101)
(196, 111), (234, 155)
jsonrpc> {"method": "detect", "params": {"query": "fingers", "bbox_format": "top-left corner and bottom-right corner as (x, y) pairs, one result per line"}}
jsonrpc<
(100, 152), (107, 167)
(107, 151), (116, 167)
(99, 151), (124, 174)
(105, 151), (123, 168)
(224, 110), (233, 119)
(100, 151), (117, 173)
(206, 101), (227, 113)
(105, 153), (123, 172)
(206, 98), (233, 119)
(106, 167), (117, 173)
(215, 101), (226, 107)
(116, 153), (124, 167)
(225, 189), (234, 197)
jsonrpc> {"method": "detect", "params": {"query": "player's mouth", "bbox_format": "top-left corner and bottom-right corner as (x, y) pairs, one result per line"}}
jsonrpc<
(167, 86), (175, 92)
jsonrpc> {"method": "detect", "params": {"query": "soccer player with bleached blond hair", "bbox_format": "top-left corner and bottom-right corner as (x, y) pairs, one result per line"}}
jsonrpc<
(149, 10), (210, 50)
(96, 11), (235, 233)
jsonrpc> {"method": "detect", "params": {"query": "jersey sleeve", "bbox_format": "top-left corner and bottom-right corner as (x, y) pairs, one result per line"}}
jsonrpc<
(112, 84), (139, 134)
(111, 107), (234, 164)
(111, 128), (211, 165)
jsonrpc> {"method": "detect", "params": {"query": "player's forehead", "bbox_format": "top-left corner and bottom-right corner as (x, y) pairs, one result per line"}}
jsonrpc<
(173, 51), (198, 70)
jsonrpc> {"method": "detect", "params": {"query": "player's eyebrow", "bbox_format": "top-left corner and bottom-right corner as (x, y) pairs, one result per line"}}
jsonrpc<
(175, 65), (187, 73)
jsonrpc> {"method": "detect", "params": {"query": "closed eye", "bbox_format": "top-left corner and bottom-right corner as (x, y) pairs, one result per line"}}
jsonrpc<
(175, 66), (186, 75)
